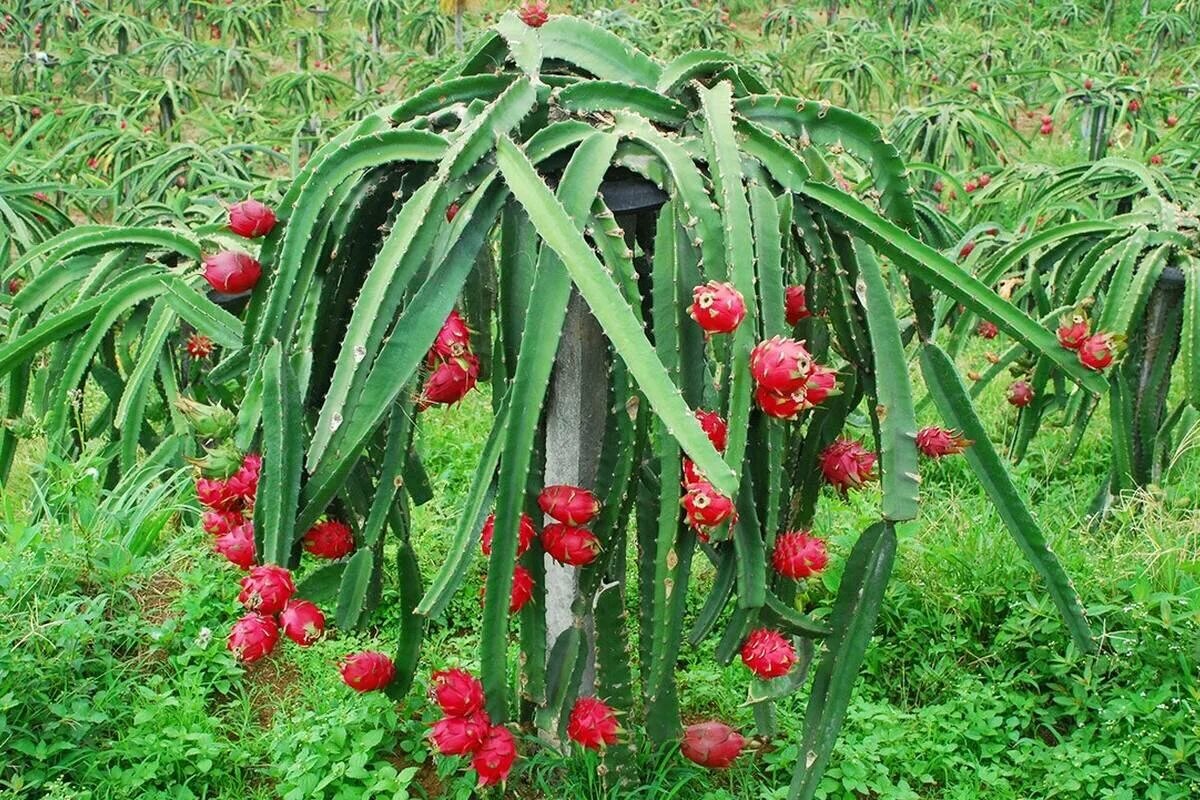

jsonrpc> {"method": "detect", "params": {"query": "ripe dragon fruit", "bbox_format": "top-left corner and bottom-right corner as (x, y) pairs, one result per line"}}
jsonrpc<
(303, 518), (356, 560)
(196, 476), (239, 511)
(784, 284), (811, 325)
(740, 627), (798, 678)
(227, 612), (279, 663)
(431, 668), (485, 717)
(202, 509), (243, 536)
(1007, 380), (1035, 407)
(567, 696), (620, 750)
(278, 599), (326, 646)
(214, 522), (256, 569)
(1056, 311), (1090, 350)
(517, 0), (549, 28)
(687, 281), (747, 335)
(223, 454), (261, 508)
(228, 199), (278, 239)
(431, 710), (490, 755)
(694, 409), (728, 452)
(472, 724), (518, 786)
(340, 651), (396, 692)
(771, 530), (829, 580)
(915, 426), (973, 458)
(1078, 332), (1116, 371)
(976, 320), (999, 339)
(680, 481), (736, 530)
(819, 438), (877, 493)
(480, 512), (537, 556)
(508, 564), (535, 613)
(537, 484), (600, 526)
(237, 565), (295, 615)
(185, 332), (213, 359)
(755, 385), (806, 420)
(202, 251), (262, 294)
(803, 363), (839, 406)
(749, 336), (813, 394)
(428, 309), (472, 364)
(681, 721), (745, 769)
(681, 457), (704, 485)
(418, 353), (480, 410)
(541, 523), (600, 567)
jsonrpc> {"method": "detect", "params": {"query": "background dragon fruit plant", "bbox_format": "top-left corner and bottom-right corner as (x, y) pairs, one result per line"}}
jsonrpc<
(0, 9), (1109, 796)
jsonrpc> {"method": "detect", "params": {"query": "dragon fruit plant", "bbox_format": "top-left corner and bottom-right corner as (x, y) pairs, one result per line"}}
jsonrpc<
(0, 11), (1103, 796)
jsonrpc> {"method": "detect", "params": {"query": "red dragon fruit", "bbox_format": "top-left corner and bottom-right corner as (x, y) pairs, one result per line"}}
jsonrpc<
(1078, 332), (1116, 371)
(431, 710), (490, 755)
(681, 457), (705, 485)
(340, 651), (396, 692)
(977, 320), (999, 339)
(803, 363), (839, 406)
(694, 409), (728, 452)
(567, 696), (620, 750)
(688, 281), (747, 335)
(819, 438), (877, 493)
(750, 336), (813, 394)
(740, 628), (797, 678)
(237, 565), (295, 615)
(214, 522), (256, 569)
(517, 0), (549, 28)
(509, 564), (534, 612)
(1057, 311), (1090, 350)
(681, 721), (745, 769)
(480, 512), (537, 556)
(228, 199), (277, 239)
(541, 523), (600, 567)
(472, 724), (518, 786)
(1007, 380), (1034, 407)
(224, 454), (261, 507)
(303, 519), (355, 560)
(784, 284), (811, 325)
(196, 476), (238, 511)
(202, 251), (262, 294)
(227, 612), (279, 663)
(771, 530), (829, 579)
(756, 385), (806, 420)
(278, 599), (325, 646)
(915, 426), (972, 458)
(681, 481), (736, 530)
(537, 484), (600, 526)
(202, 509), (243, 536)
(418, 354), (480, 410)
(431, 668), (485, 717)
(186, 333), (213, 359)
(428, 309), (472, 364)
(446, 202), (460, 222)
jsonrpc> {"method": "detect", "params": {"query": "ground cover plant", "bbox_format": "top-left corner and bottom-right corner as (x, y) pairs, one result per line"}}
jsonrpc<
(1, 1), (1198, 799)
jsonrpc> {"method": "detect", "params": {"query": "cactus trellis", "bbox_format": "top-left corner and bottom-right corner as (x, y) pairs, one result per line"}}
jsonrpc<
(0, 12), (1103, 795)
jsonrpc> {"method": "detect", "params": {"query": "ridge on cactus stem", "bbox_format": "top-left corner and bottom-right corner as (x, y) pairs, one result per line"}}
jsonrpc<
(431, 710), (490, 755)
(688, 281), (747, 335)
(303, 518), (356, 560)
(278, 599), (326, 646)
(202, 509), (243, 536)
(214, 522), (256, 569)
(681, 721), (745, 769)
(541, 522), (600, 566)
(480, 512), (537, 556)
(740, 628), (798, 678)
(771, 530), (829, 579)
(567, 696), (620, 750)
(428, 310), (472, 364)
(1057, 311), (1090, 350)
(228, 612), (279, 663)
(1078, 332), (1117, 371)
(681, 481), (736, 530)
(202, 251), (262, 294)
(819, 438), (877, 493)
(431, 668), (485, 717)
(227, 199), (277, 238)
(1007, 380), (1035, 407)
(340, 651), (396, 692)
(694, 409), (728, 452)
(916, 427), (973, 458)
(509, 564), (534, 612)
(418, 353), (480, 410)
(750, 336), (813, 394)
(472, 725), (518, 787)
(537, 484), (600, 526)
(976, 320), (998, 339)
(185, 332), (213, 359)
(517, 0), (549, 28)
(785, 284), (811, 325)
(237, 565), (295, 614)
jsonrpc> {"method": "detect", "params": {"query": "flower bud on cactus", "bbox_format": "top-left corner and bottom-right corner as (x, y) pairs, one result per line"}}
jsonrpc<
(541, 523), (600, 566)
(431, 668), (485, 717)
(819, 438), (877, 493)
(228, 199), (277, 238)
(177, 397), (237, 441)
(567, 696), (620, 750)
(976, 320), (999, 339)
(681, 721), (745, 769)
(480, 513), (537, 556)
(688, 281), (747, 334)
(186, 332), (214, 359)
(303, 518), (355, 560)
(509, 564), (534, 612)
(203, 251), (262, 294)
(1007, 380), (1034, 407)
(237, 565), (295, 615)
(228, 612), (279, 663)
(694, 409), (728, 452)
(771, 530), (829, 579)
(740, 627), (797, 678)
(537, 484), (600, 526)
(1078, 332), (1116, 371)
(340, 651), (396, 692)
(916, 426), (972, 458)
(785, 284), (811, 325)
(517, 0), (549, 28)
(214, 521), (256, 569)
(750, 336), (813, 394)
(418, 353), (480, 410)
(202, 509), (244, 536)
(681, 481), (735, 530)
(278, 599), (326, 646)
(472, 724), (518, 786)
(189, 442), (245, 481)
(428, 309), (472, 364)
(1057, 311), (1090, 350)
(431, 710), (490, 755)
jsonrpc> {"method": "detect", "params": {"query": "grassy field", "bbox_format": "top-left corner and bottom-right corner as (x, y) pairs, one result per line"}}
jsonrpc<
(2, 338), (1197, 800)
